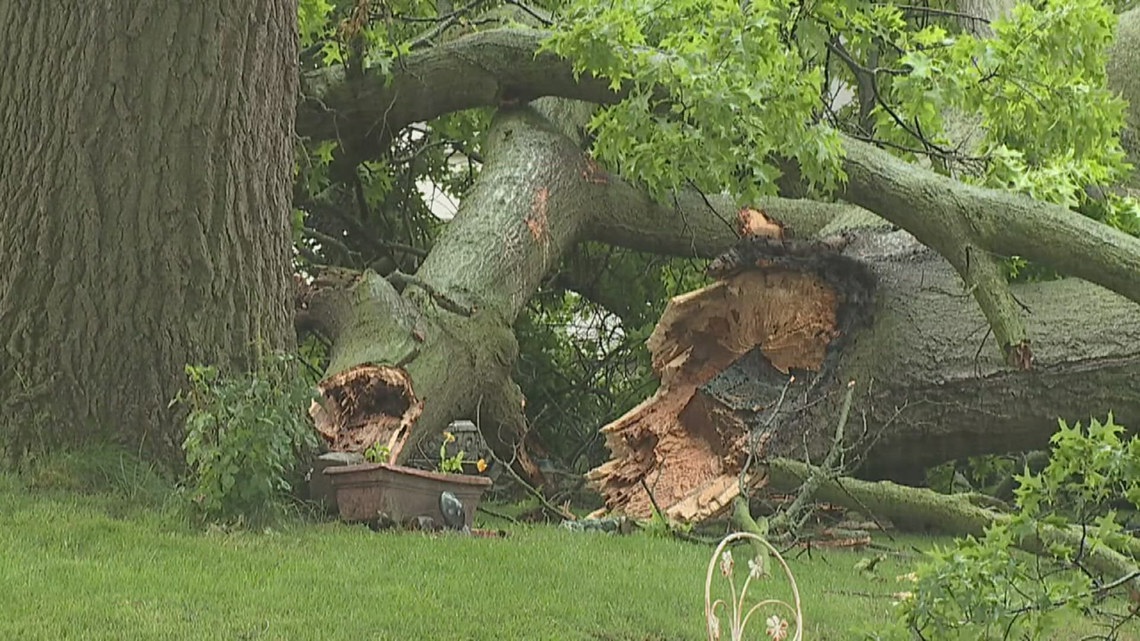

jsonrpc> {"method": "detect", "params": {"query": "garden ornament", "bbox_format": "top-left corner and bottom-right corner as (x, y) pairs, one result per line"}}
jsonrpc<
(439, 491), (466, 531)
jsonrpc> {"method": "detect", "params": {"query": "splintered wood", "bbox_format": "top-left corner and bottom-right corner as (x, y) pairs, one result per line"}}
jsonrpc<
(309, 364), (423, 461)
(736, 206), (784, 238)
(586, 270), (839, 523)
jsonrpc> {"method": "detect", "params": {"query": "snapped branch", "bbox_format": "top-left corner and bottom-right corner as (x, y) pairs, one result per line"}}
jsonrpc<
(295, 26), (1140, 365)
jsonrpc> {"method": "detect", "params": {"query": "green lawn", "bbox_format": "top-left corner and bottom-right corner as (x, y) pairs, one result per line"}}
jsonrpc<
(0, 462), (1127, 641)
(0, 472), (931, 640)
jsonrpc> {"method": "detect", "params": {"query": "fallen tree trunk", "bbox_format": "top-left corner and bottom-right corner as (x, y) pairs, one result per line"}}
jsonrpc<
(291, 12), (1140, 505)
(588, 226), (1140, 520)
(298, 107), (605, 482)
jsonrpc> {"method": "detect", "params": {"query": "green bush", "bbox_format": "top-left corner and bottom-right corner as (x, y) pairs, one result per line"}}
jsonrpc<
(899, 414), (1140, 639)
(171, 352), (319, 526)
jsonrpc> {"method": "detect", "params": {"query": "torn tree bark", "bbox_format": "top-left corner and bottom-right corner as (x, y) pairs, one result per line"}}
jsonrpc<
(585, 268), (841, 522)
(588, 228), (878, 520)
(310, 363), (422, 460)
(588, 226), (1140, 520)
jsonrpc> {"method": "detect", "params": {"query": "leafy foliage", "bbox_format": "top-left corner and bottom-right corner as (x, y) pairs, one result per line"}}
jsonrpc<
(293, 0), (485, 281)
(171, 352), (319, 526)
(542, 0), (846, 204)
(514, 291), (654, 469)
(364, 441), (391, 464)
(900, 414), (1140, 639)
(927, 454), (1020, 496)
(543, 0), (1139, 279)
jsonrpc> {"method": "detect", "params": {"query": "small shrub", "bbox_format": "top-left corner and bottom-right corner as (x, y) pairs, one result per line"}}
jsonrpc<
(171, 352), (319, 526)
(899, 413), (1140, 640)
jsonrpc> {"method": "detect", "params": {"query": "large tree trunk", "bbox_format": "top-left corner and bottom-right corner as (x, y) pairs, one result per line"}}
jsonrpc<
(954, 0), (1016, 36)
(0, 1), (297, 457)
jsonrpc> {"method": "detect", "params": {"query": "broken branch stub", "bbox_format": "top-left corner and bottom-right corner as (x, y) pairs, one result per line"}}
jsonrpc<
(309, 364), (424, 461)
(587, 234), (877, 523)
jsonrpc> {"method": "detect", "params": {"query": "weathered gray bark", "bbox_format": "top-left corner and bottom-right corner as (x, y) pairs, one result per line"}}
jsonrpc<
(838, 138), (1140, 366)
(585, 226), (1140, 517)
(1109, 8), (1140, 188)
(296, 29), (618, 166)
(0, 1), (297, 456)
(759, 232), (1140, 482)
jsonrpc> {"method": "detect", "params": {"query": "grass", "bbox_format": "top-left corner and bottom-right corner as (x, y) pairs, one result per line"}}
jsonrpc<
(0, 490), (924, 640)
(0, 450), (1132, 640)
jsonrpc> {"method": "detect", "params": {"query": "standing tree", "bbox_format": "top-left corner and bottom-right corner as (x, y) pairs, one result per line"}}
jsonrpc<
(0, 1), (298, 457)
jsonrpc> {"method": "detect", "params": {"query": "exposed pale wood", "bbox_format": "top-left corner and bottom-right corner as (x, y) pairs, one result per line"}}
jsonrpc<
(310, 364), (423, 460)
(587, 270), (842, 519)
(590, 228), (1140, 522)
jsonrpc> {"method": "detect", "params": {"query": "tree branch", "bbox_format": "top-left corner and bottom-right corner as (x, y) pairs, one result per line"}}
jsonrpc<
(297, 28), (617, 163)
(839, 137), (1140, 304)
(295, 26), (1140, 361)
(584, 170), (856, 258)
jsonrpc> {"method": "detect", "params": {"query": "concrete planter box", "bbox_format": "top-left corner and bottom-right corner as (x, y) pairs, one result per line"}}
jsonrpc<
(323, 462), (492, 529)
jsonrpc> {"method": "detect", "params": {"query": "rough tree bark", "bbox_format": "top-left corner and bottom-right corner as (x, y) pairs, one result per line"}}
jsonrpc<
(954, 0), (1016, 36)
(293, 16), (1140, 505)
(0, 1), (297, 456)
(1110, 8), (1140, 186)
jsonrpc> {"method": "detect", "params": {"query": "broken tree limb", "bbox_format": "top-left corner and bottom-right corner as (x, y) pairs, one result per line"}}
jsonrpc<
(310, 364), (422, 459)
(297, 101), (859, 485)
(770, 380), (857, 536)
(588, 226), (1140, 518)
(303, 254), (544, 483)
(298, 106), (633, 484)
(837, 136), (1140, 367)
(581, 176), (860, 258)
(586, 247), (863, 520)
(709, 230), (1140, 484)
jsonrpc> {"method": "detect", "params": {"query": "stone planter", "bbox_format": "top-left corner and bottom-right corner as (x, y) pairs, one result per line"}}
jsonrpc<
(323, 462), (492, 529)
(308, 451), (366, 514)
